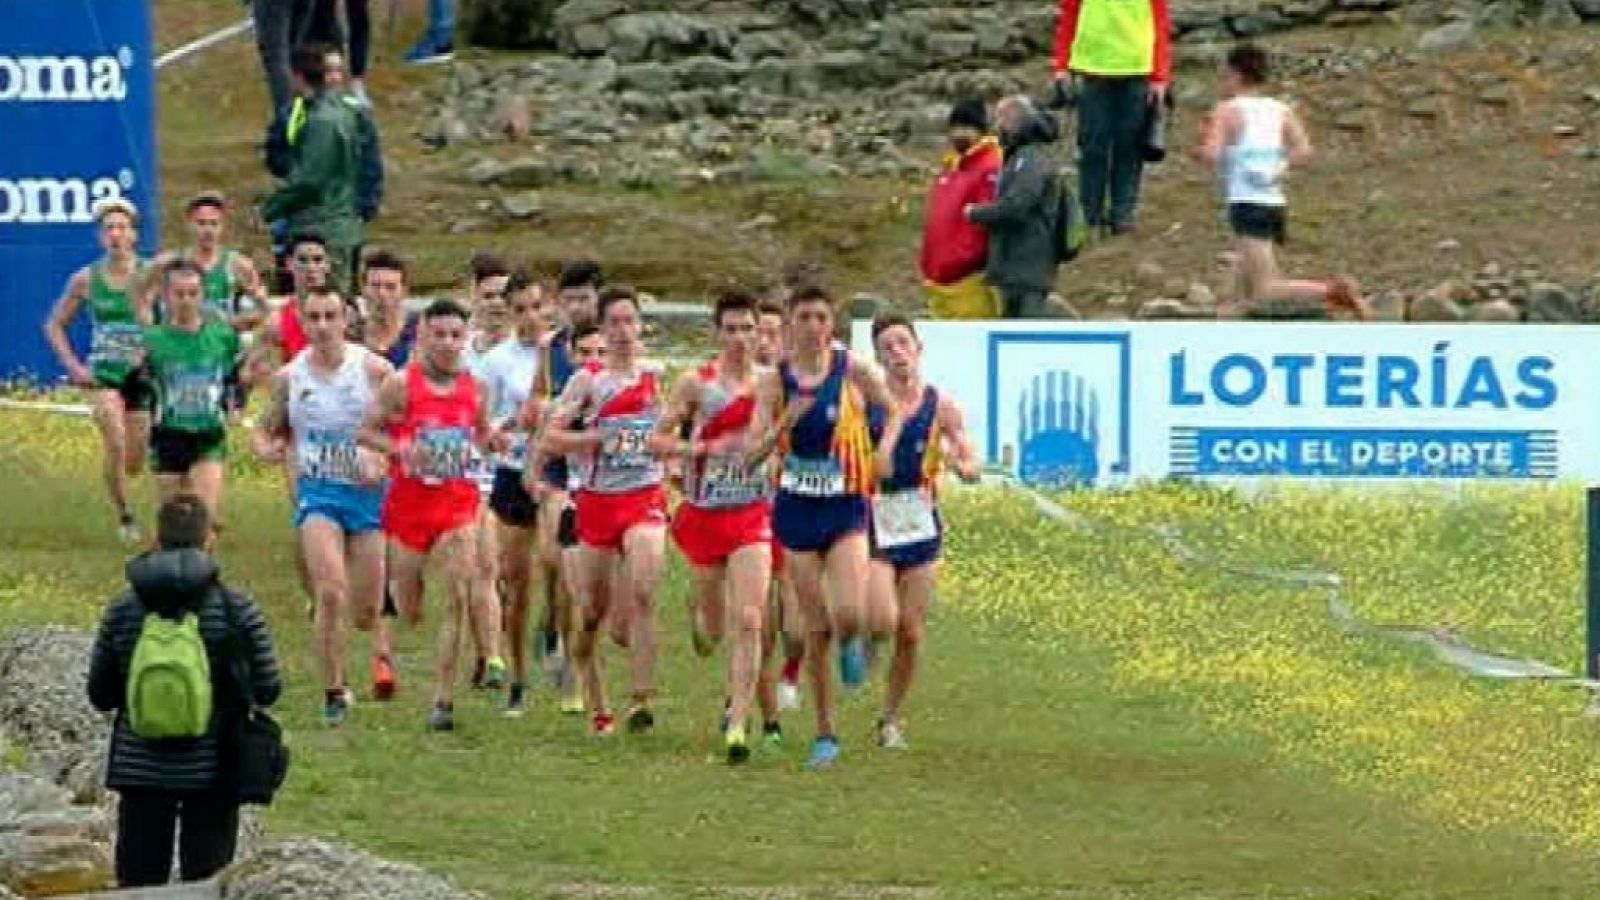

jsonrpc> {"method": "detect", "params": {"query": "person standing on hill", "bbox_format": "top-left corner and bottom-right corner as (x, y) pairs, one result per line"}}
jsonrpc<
(920, 98), (1003, 320)
(965, 96), (1062, 320)
(1054, 0), (1172, 237)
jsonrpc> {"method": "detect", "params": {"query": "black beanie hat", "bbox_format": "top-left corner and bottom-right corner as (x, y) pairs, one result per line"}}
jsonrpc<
(947, 97), (989, 132)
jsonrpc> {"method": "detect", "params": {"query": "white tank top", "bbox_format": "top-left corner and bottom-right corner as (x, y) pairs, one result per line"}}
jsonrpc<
(288, 343), (376, 486)
(479, 337), (541, 471)
(1222, 96), (1288, 207)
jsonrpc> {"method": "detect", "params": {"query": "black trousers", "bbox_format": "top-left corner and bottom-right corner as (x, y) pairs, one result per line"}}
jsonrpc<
(115, 788), (240, 888)
(1077, 74), (1151, 233)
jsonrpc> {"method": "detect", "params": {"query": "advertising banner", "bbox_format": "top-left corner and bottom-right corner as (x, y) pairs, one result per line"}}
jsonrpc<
(851, 322), (1600, 486)
(0, 0), (159, 383)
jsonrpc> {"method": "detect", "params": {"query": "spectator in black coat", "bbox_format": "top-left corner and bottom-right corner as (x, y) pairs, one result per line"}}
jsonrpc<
(87, 495), (281, 888)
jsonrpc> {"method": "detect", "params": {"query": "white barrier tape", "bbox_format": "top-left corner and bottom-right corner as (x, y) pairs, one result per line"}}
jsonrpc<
(0, 398), (93, 418)
(155, 17), (255, 70)
(983, 467), (1600, 696)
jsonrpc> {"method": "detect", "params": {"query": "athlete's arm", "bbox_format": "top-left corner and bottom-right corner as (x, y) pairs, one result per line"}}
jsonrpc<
(357, 371), (407, 457)
(541, 370), (602, 455)
(250, 367), (292, 461)
(648, 371), (702, 458)
(42, 270), (94, 386)
(850, 353), (904, 479)
(1195, 101), (1230, 166)
(133, 254), (170, 323)
(937, 394), (982, 483)
(472, 373), (508, 454)
(1284, 105), (1313, 168)
(743, 368), (792, 467)
(230, 254), (267, 331)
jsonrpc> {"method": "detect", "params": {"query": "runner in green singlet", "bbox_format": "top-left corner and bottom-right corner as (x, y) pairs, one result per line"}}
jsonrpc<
(147, 192), (266, 333)
(141, 259), (248, 526)
(43, 198), (152, 544)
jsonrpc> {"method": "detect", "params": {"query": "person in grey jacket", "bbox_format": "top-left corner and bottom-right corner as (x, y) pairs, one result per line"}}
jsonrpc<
(87, 495), (281, 888)
(965, 96), (1063, 319)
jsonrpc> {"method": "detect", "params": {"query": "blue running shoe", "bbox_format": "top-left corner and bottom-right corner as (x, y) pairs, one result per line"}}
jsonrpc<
(807, 735), (840, 770)
(838, 637), (868, 689)
(404, 39), (455, 66)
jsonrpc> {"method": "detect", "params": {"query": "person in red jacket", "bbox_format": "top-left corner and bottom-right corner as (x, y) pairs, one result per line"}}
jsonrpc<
(1054, 0), (1172, 237)
(919, 98), (1003, 320)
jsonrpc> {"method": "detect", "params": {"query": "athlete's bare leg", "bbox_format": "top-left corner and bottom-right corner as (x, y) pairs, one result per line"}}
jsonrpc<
(787, 549), (835, 737)
(389, 542), (429, 630)
(301, 518), (351, 699)
(469, 513), (504, 678)
(346, 530), (391, 680)
(724, 542), (771, 733)
(498, 520), (537, 688)
(536, 493), (573, 662)
(91, 391), (134, 520)
(573, 543), (617, 719)
(433, 525), (480, 707)
(688, 564), (727, 655)
(882, 563), (936, 727)
(156, 460), (225, 532)
(620, 525), (666, 710)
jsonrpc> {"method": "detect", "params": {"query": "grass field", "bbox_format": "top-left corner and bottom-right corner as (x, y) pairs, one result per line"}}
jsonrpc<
(5, 406), (1600, 899)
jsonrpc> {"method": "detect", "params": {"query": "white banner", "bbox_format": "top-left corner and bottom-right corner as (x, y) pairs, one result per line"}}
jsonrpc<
(851, 321), (1600, 486)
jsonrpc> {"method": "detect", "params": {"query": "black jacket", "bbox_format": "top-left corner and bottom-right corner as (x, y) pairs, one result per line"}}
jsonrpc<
(969, 107), (1062, 292)
(87, 549), (281, 793)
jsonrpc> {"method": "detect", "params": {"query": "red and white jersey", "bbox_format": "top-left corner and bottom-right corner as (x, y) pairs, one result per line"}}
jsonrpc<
(576, 361), (665, 495)
(681, 359), (769, 511)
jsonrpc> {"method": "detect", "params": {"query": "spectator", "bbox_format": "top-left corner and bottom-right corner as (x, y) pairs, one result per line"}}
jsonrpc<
(343, 0), (372, 103)
(261, 44), (365, 296)
(920, 98), (1003, 320)
(965, 96), (1062, 320)
(406, 0), (456, 66)
(1054, 0), (1172, 237)
(87, 495), (282, 888)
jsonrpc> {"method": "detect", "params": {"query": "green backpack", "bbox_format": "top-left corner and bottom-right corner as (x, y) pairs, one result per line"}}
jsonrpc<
(126, 611), (213, 739)
(1053, 170), (1089, 265)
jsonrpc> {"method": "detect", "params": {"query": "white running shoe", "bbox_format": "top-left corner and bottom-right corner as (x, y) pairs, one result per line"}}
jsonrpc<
(117, 519), (141, 546)
(777, 680), (801, 712)
(876, 719), (908, 750)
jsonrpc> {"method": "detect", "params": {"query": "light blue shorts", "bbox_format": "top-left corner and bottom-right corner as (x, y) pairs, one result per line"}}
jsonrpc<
(294, 480), (386, 535)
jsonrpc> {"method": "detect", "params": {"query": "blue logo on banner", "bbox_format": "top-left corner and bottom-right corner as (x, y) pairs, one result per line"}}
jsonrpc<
(987, 332), (1132, 487)
(0, 1), (158, 383)
(1168, 427), (1557, 479)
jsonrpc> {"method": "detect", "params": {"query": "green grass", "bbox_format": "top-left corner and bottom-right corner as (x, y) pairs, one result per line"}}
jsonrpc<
(4, 407), (1600, 898)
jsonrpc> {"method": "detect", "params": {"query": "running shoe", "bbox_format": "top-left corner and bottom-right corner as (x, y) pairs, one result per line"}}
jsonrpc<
(592, 711), (616, 737)
(725, 725), (751, 765)
(117, 514), (141, 546)
(505, 683), (527, 718)
(404, 39), (455, 66)
(484, 656), (508, 691)
(559, 692), (587, 715)
(777, 679), (802, 712)
(543, 639), (567, 690)
(807, 735), (841, 770)
(762, 721), (784, 747)
(626, 706), (655, 735)
(322, 692), (349, 729)
(876, 718), (908, 750)
(838, 637), (868, 690)
(427, 703), (455, 732)
(372, 655), (397, 702)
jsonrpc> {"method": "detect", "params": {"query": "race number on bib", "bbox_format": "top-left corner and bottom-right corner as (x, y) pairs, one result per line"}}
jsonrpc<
(598, 416), (654, 471)
(298, 430), (363, 483)
(89, 324), (144, 368)
(697, 453), (767, 508)
(779, 456), (846, 498)
(166, 370), (222, 420)
(502, 432), (530, 470)
(411, 427), (473, 484)
(873, 489), (938, 549)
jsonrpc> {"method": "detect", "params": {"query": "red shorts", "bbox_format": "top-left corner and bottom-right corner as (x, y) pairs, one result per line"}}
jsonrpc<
(382, 479), (480, 554)
(671, 502), (773, 568)
(575, 486), (667, 551)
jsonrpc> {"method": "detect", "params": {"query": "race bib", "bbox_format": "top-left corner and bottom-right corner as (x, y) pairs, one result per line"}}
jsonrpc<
(298, 430), (364, 483)
(696, 453), (768, 508)
(598, 416), (654, 471)
(873, 489), (939, 549)
(502, 432), (529, 470)
(779, 456), (846, 498)
(411, 427), (473, 483)
(166, 370), (223, 420)
(89, 324), (143, 368)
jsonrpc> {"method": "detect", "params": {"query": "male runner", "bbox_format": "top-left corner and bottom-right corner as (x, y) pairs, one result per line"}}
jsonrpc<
(250, 233), (336, 383)
(754, 298), (804, 712)
(359, 250), (419, 367)
(147, 192), (266, 332)
(543, 286), (670, 736)
(43, 198), (151, 543)
(253, 289), (396, 724)
(360, 299), (505, 732)
(748, 286), (903, 769)
(653, 292), (777, 762)
(141, 261), (247, 523)
(478, 271), (547, 714)
(522, 260), (603, 712)
(866, 313), (981, 749)
(463, 255), (513, 690)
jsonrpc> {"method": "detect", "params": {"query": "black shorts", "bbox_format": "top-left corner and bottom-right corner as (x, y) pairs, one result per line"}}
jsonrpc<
(489, 467), (538, 528)
(558, 503), (578, 549)
(149, 427), (227, 475)
(1228, 203), (1287, 244)
(96, 370), (153, 412)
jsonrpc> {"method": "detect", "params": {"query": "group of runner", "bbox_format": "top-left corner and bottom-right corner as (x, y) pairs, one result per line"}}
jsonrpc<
(45, 194), (982, 769)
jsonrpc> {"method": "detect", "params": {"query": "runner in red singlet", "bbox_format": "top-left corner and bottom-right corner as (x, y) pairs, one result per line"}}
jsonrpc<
(359, 299), (507, 732)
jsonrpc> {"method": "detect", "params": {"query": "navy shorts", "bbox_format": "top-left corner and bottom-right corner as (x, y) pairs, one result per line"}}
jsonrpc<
(773, 492), (868, 554)
(542, 458), (570, 493)
(1228, 203), (1287, 244)
(870, 511), (943, 571)
(558, 502), (578, 549)
(489, 467), (538, 528)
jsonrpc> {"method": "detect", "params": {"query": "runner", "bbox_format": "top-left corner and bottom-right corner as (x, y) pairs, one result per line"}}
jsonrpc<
(478, 271), (548, 715)
(359, 299), (506, 732)
(252, 289), (396, 725)
(464, 255), (513, 691)
(866, 313), (981, 750)
(141, 260), (247, 524)
(754, 298), (804, 713)
(522, 260), (604, 714)
(748, 285), (904, 769)
(359, 250), (420, 367)
(147, 192), (266, 332)
(654, 292), (776, 763)
(1196, 43), (1367, 321)
(250, 233), (336, 383)
(42, 198), (152, 543)
(542, 286), (670, 736)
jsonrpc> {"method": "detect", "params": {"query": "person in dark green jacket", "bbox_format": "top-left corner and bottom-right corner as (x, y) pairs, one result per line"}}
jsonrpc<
(966, 96), (1063, 319)
(261, 44), (363, 295)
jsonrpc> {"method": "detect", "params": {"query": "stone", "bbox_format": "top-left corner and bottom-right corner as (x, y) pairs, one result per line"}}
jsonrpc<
(1046, 295), (1084, 320)
(1136, 298), (1210, 320)
(817, 51), (872, 90)
(1526, 282), (1581, 322)
(1185, 282), (1217, 310)
(0, 630), (108, 805)
(926, 32), (977, 64)
(1409, 283), (1468, 321)
(490, 157), (556, 189)
(676, 57), (749, 91)
(0, 832), (113, 897)
(221, 839), (482, 900)
(1435, 238), (1461, 252)
(553, 0), (624, 28)
(1366, 290), (1408, 322)
(1468, 299), (1522, 322)
(1475, 2), (1518, 27)
(616, 62), (678, 94)
(498, 191), (545, 220)
(1541, 0), (1582, 26)
(463, 0), (562, 50)
(1418, 20), (1474, 53)
(1133, 260), (1166, 287)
